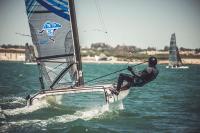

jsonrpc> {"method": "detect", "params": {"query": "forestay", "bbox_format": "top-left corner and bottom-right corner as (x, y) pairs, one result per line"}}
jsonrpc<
(24, 0), (84, 90)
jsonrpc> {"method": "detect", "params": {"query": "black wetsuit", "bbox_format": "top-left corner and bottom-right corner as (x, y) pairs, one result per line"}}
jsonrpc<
(116, 66), (159, 91)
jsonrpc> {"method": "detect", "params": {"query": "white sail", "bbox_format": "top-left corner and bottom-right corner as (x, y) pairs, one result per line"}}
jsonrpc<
(24, 0), (84, 90)
(167, 33), (188, 69)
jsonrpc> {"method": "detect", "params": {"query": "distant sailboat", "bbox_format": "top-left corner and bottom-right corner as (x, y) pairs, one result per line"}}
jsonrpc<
(24, 0), (130, 106)
(95, 53), (109, 61)
(24, 43), (36, 65)
(166, 33), (189, 69)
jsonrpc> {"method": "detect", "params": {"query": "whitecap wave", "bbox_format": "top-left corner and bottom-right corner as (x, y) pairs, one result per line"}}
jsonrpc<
(3, 99), (49, 116)
(0, 96), (26, 104)
(7, 102), (125, 128)
(9, 104), (109, 125)
(5, 100), (124, 129)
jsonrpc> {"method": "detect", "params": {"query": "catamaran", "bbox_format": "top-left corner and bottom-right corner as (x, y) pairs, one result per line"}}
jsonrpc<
(24, 0), (131, 106)
(166, 33), (189, 69)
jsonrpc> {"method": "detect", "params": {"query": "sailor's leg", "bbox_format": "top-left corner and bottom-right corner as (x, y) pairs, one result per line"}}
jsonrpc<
(116, 73), (133, 91)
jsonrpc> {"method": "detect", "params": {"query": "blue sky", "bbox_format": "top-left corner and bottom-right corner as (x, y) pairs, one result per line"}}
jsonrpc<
(0, 0), (200, 49)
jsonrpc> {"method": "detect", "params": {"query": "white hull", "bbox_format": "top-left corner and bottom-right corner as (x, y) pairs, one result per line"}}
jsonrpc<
(24, 62), (37, 65)
(166, 65), (189, 69)
(27, 85), (130, 106)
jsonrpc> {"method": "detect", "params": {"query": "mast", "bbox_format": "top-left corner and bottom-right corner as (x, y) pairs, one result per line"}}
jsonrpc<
(69, 0), (84, 86)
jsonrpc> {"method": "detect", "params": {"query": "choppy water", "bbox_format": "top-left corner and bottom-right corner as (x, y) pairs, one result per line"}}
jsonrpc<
(0, 62), (200, 133)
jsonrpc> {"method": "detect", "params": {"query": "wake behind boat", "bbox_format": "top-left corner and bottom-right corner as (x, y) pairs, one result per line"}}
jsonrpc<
(24, 0), (131, 106)
(166, 33), (189, 69)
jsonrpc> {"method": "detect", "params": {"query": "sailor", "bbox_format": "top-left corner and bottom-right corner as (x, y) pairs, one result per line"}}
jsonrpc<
(115, 56), (159, 93)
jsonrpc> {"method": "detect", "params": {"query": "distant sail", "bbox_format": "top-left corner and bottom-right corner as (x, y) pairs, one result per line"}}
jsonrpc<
(24, 0), (84, 90)
(168, 33), (182, 67)
(25, 43), (35, 63)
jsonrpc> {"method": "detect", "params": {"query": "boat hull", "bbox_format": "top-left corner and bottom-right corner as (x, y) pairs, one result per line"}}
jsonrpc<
(24, 62), (37, 65)
(27, 85), (130, 106)
(166, 65), (189, 69)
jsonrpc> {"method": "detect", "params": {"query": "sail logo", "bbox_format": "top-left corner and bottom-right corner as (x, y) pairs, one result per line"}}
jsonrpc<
(39, 21), (62, 42)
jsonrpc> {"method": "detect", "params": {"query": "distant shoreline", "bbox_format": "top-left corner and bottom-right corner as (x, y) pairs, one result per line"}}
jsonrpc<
(0, 47), (199, 64)
(0, 48), (199, 65)
(0, 58), (199, 65)
(82, 58), (200, 65)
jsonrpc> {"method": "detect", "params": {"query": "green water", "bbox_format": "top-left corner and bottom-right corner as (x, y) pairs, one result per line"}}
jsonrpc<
(0, 62), (200, 133)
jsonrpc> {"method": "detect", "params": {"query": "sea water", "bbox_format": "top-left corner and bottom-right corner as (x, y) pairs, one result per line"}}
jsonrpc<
(0, 62), (200, 133)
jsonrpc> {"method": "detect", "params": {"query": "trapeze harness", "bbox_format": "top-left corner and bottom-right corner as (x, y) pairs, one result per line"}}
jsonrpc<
(132, 67), (159, 87)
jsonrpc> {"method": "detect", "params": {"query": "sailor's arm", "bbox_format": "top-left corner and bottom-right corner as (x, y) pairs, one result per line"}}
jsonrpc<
(127, 66), (141, 78)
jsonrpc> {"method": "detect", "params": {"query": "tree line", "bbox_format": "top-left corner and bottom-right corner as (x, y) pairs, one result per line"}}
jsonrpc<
(0, 43), (34, 49)
(90, 42), (198, 52)
(1, 42), (199, 54)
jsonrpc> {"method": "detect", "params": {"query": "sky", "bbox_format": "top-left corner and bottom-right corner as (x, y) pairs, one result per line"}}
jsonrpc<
(0, 0), (200, 49)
